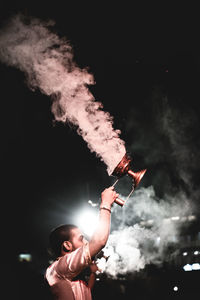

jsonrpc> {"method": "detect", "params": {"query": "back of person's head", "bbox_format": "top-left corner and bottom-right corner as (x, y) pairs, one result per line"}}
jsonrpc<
(48, 224), (77, 259)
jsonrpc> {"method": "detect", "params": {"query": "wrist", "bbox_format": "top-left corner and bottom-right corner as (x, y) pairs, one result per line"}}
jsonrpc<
(100, 202), (112, 210)
(100, 206), (111, 213)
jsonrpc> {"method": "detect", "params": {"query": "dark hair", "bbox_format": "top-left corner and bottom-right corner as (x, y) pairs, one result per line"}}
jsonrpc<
(48, 224), (78, 259)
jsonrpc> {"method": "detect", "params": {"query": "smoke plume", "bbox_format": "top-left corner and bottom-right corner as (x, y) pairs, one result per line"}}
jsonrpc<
(0, 14), (126, 174)
(97, 186), (195, 278)
(96, 83), (199, 278)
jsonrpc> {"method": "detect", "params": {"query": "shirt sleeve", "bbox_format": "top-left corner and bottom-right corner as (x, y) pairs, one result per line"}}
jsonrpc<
(56, 242), (92, 280)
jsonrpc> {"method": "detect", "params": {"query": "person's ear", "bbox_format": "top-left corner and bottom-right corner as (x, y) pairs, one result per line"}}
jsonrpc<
(63, 241), (72, 252)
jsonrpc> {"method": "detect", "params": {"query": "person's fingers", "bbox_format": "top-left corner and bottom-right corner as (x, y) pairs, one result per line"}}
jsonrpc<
(108, 186), (114, 190)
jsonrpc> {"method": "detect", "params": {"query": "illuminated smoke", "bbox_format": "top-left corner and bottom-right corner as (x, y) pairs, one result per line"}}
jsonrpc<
(97, 186), (194, 278)
(0, 14), (125, 174)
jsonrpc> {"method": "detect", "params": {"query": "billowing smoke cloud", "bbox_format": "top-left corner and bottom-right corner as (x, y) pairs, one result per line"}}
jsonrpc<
(126, 87), (200, 201)
(96, 87), (198, 278)
(0, 14), (125, 175)
(97, 186), (195, 278)
(95, 82), (199, 278)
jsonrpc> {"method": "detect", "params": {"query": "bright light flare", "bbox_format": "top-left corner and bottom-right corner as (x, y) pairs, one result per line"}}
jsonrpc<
(75, 209), (99, 237)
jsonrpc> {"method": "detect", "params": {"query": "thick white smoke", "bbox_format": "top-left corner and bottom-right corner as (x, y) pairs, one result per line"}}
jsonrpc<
(97, 186), (194, 278)
(0, 14), (126, 174)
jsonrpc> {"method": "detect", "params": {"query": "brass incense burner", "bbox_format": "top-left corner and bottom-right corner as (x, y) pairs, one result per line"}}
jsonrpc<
(112, 153), (147, 206)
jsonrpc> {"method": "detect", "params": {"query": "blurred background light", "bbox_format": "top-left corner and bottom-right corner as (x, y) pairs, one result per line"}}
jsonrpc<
(183, 263), (200, 271)
(173, 286), (178, 292)
(183, 264), (192, 271)
(18, 253), (32, 262)
(75, 208), (99, 237)
(191, 263), (200, 270)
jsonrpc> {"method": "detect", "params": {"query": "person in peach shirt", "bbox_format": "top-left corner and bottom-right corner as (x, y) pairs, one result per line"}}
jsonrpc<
(45, 186), (118, 300)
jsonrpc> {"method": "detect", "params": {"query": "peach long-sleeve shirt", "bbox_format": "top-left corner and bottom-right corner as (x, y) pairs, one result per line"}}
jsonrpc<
(45, 243), (92, 300)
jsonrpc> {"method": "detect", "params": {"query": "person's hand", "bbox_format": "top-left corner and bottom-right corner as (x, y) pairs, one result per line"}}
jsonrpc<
(101, 186), (119, 208)
(89, 261), (99, 273)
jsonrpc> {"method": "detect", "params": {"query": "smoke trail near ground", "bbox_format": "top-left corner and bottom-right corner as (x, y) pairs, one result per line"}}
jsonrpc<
(0, 14), (126, 174)
(97, 186), (195, 278)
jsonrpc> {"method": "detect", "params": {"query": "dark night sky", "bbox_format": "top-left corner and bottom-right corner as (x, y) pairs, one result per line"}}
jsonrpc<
(1, 3), (200, 260)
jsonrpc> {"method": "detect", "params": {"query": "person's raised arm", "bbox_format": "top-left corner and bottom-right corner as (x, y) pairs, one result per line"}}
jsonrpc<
(88, 186), (118, 258)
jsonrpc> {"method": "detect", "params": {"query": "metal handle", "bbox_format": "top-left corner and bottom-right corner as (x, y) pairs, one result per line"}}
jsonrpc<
(112, 178), (135, 207)
(114, 197), (125, 207)
(112, 179), (125, 207)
